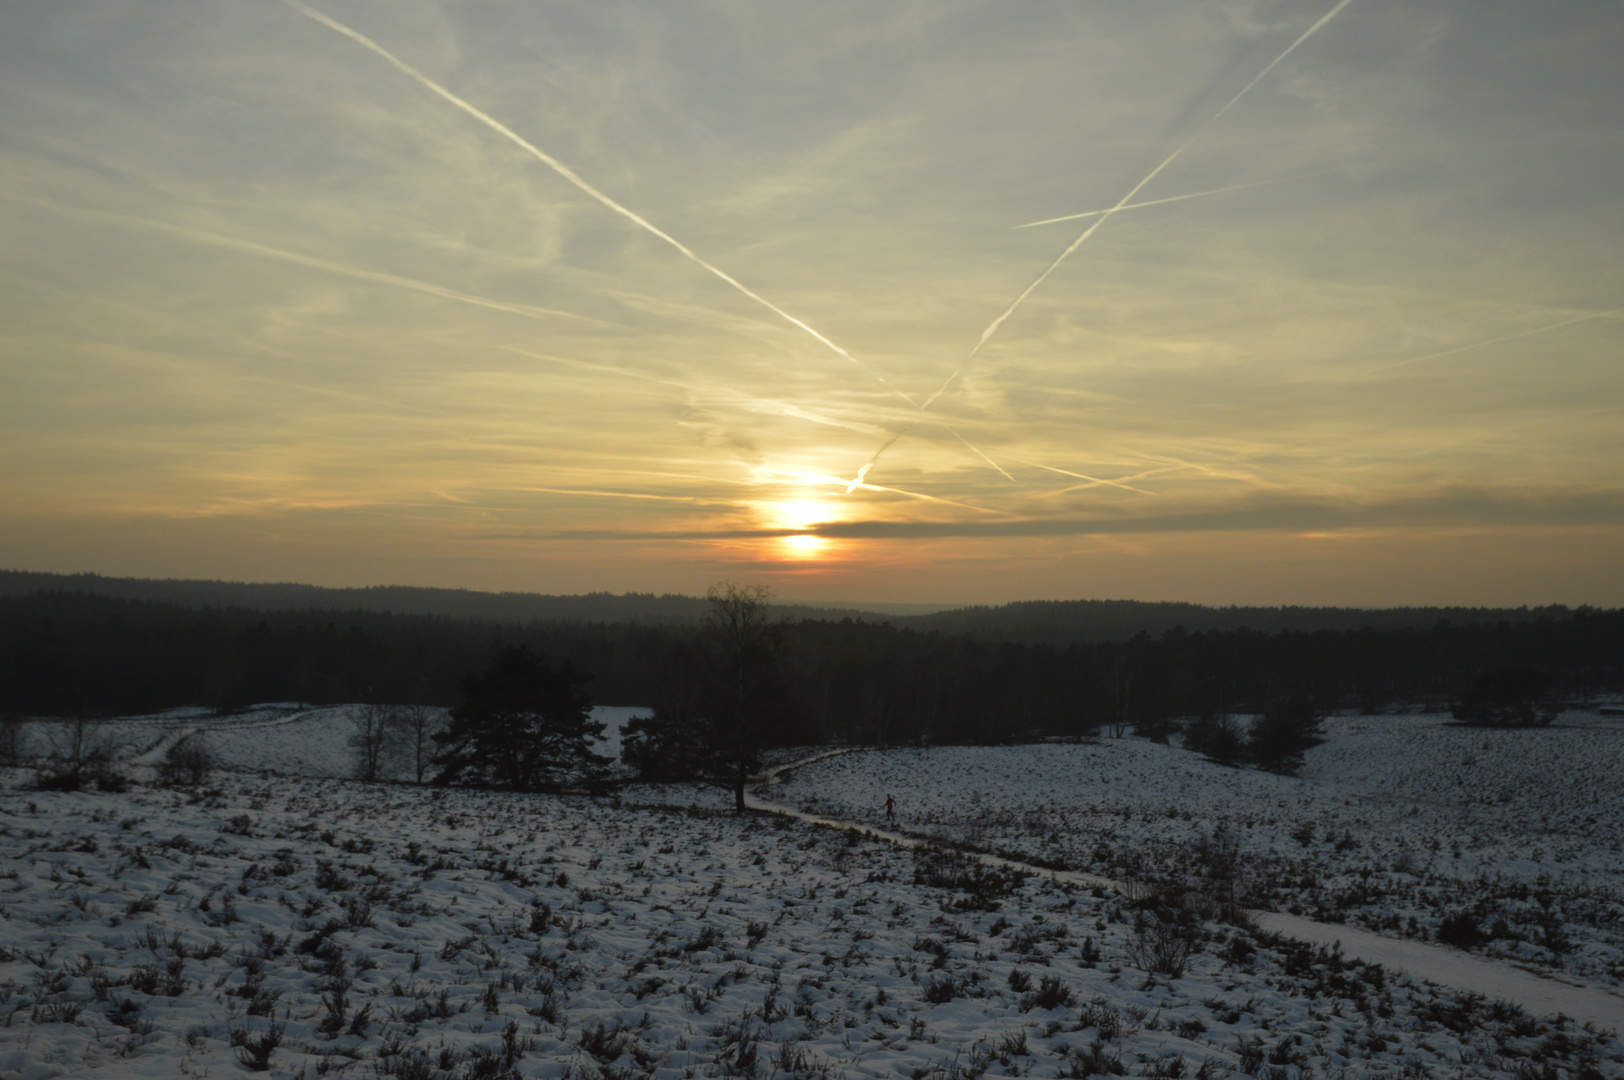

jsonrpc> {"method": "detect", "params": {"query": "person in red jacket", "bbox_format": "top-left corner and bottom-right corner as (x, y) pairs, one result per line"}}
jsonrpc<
(884, 794), (896, 822)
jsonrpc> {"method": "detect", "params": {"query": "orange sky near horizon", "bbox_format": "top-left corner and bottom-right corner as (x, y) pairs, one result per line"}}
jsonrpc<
(2, 1), (1621, 606)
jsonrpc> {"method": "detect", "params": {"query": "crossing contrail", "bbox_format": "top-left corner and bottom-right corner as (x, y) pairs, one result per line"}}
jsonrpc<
(282, 0), (1012, 482)
(1005, 455), (1158, 496)
(1013, 174), (1319, 229)
(760, 468), (1005, 516)
(853, 0), (1357, 486)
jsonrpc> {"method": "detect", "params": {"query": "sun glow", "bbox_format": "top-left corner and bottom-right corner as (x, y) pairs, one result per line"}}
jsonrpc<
(763, 498), (835, 561)
(780, 533), (829, 557)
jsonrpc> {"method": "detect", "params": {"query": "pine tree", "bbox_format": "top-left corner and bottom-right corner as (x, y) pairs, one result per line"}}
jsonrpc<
(1247, 695), (1324, 773)
(432, 646), (606, 790)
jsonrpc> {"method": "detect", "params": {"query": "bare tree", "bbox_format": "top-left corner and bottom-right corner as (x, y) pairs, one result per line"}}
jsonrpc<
(39, 717), (113, 789)
(701, 582), (787, 812)
(0, 717), (27, 767)
(1104, 652), (1135, 738)
(397, 703), (444, 784)
(46, 717), (108, 776)
(623, 583), (787, 806)
(349, 703), (397, 782)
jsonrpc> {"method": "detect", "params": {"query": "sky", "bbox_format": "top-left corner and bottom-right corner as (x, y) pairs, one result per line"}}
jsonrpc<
(2, 0), (1621, 607)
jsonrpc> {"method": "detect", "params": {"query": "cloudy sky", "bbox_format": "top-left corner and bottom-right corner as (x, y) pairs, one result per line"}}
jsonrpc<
(2, 0), (1620, 605)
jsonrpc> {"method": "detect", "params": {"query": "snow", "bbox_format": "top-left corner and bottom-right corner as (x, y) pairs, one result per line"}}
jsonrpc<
(1, 708), (1620, 1079)
(25, 705), (646, 785)
(752, 752), (1624, 1033)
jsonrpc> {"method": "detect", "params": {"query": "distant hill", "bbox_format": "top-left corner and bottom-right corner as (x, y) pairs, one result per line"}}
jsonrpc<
(899, 599), (1594, 646)
(0, 569), (1599, 644)
(0, 571), (682, 623)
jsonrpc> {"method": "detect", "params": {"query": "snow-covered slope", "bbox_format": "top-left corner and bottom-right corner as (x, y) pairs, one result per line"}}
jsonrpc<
(2, 708), (1620, 1079)
(772, 714), (1624, 992)
(22, 704), (646, 784)
(3, 775), (1619, 1079)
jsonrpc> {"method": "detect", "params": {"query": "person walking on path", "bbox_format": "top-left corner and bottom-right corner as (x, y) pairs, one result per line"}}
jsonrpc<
(884, 794), (896, 823)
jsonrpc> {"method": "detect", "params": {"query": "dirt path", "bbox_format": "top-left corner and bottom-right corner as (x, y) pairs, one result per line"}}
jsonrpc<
(749, 748), (1624, 1032)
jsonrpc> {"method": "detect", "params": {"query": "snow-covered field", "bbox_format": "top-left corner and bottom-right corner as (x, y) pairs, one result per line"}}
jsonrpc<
(1, 708), (1620, 1079)
(15, 705), (649, 785)
(773, 713), (1624, 992)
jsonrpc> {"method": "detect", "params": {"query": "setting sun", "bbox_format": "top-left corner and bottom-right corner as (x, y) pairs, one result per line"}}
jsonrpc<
(1, 1), (1619, 606)
(761, 499), (835, 560)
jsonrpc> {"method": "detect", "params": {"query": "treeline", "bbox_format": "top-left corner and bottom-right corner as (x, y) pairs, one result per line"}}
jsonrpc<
(902, 598), (1596, 646)
(787, 612), (1623, 743)
(0, 571), (877, 627)
(3, 590), (1621, 744)
(0, 592), (674, 716)
(1, 569), (1588, 642)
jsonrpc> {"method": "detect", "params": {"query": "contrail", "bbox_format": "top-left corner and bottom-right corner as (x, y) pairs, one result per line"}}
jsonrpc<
(1005, 455), (1157, 496)
(854, 0), (1357, 485)
(170, 228), (598, 325)
(1368, 309), (1623, 374)
(505, 485), (703, 503)
(1013, 174), (1319, 229)
(501, 345), (900, 438)
(6, 192), (603, 328)
(761, 468), (1005, 517)
(282, 0), (1012, 482)
(278, 2), (876, 374)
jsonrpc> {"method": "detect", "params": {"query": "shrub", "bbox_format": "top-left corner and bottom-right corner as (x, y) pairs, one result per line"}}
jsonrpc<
(1136, 715), (1182, 744)
(1019, 974), (1073, 1012)
(1127, 910), (1201, 979)
(42, 718), (112, 787)
(158, 735), (213, 787)
(912, 847), (1025, 911)
(1437, 912), (1484, 949)
(34, 769), (83, 792)
(1065, 1041), (1124, 1077)
(233, 1020), (284, 1071)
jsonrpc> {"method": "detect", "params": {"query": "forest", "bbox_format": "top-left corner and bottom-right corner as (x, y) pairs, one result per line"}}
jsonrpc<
(3, 584), (1619, 746)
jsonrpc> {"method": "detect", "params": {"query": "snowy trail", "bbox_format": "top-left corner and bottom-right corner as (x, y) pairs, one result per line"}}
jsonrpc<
(124, 708), (318, 766)
(128, 725), (201, 766)
(749, 748), (1624, 1032)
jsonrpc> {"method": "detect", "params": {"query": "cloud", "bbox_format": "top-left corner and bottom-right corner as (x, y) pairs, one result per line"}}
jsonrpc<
(499, 485), (1624, 543)
(860, 0), (1360, 477)
(3, 1), (1622, 601)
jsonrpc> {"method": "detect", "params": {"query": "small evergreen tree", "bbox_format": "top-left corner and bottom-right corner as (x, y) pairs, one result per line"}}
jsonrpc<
(1247, 695), (1324, 773)
(1135, 713), (1180, 744)
(1451, 669), (1557, 727)
(1183, 712), (1245, 765)
(621, 643), (713, 781)
(432, 646), (606, 790)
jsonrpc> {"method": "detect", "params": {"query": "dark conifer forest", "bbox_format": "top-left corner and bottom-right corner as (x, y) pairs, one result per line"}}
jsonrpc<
(4, 573), (1619, 745)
